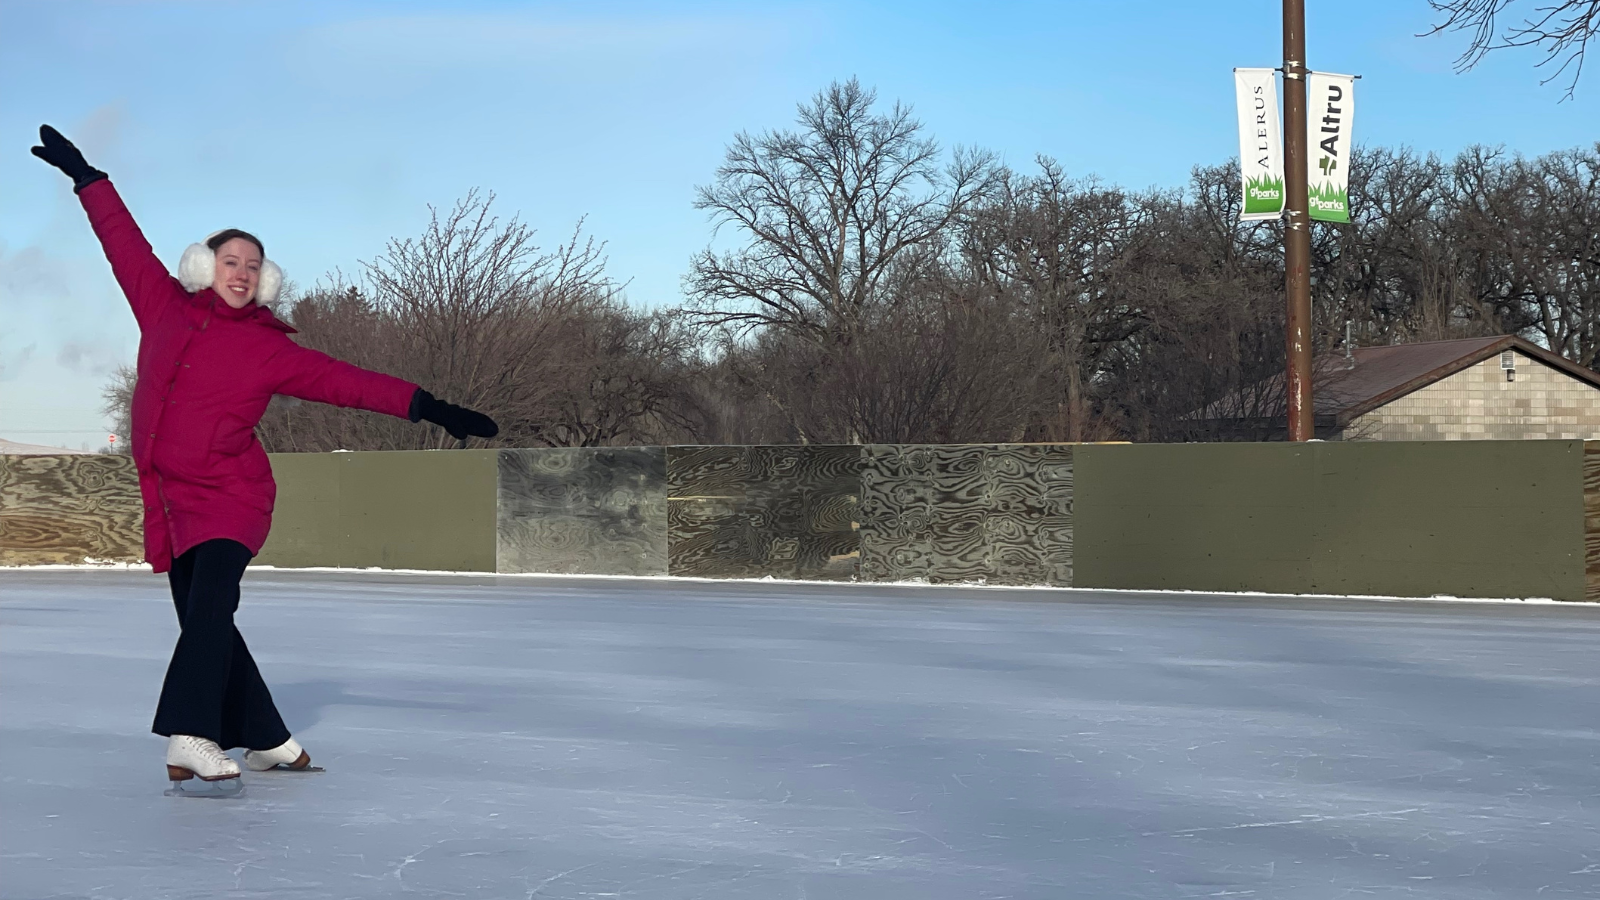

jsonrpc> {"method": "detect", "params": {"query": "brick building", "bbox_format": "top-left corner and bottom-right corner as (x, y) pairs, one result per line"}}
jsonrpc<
(1203, 335), (1600, 440)
(1324, 336), (1600, 440)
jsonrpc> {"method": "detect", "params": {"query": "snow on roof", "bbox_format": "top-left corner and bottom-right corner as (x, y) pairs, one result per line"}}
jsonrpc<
(0, 437), (97, 455)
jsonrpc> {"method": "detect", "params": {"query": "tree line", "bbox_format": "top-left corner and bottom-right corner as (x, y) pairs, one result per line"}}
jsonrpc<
(104, 79), (1600, 448)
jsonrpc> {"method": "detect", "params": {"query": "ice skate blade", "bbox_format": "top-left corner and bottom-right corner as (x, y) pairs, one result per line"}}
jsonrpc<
(258, 764), (325, 773)
(165, 777), (244, 799)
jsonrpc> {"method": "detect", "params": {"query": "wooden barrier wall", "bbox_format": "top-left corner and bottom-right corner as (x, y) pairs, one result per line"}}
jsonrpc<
(859, 444), (1074, 586)
(257, 450), (498, 572)
(498, 448), (666, 576)
(0, 454), (141, 565)
(497, 443), (1074, 583)
(1585, 442), (1600, 602)
(2, 442), (1586, 601)
(1074, 440), (1584, 602)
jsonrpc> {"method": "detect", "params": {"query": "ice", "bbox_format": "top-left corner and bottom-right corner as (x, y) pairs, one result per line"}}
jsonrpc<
(3, 568), (1599, 898)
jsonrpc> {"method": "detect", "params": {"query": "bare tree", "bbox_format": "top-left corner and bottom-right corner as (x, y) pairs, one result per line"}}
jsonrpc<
(1312, 146), (1510, 345)
(528, 306), (705, 447)
(1426, 0), (1600, 97)
(957, 159), (1153, 440)
(258, 192), (626, 451)
(1449, 143), (1600, 364)
(704, 281), (1053, 445)
(99, 363), (136, 454)
(685, 78), (997, 345)
(1093, 162), (1288, 442)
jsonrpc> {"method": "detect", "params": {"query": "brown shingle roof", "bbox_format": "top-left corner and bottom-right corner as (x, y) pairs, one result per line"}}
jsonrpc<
(1317, 335), (1600, 425)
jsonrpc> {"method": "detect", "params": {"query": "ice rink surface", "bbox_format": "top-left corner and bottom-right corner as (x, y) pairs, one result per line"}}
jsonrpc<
(3, 570), (1599, 899)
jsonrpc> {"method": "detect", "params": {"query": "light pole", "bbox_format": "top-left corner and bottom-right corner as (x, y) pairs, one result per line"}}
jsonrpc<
(1282, 0), (1314, 441)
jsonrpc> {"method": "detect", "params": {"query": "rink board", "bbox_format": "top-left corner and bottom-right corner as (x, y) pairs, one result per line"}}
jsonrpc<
(666, 445), (862, 581)
(1, 441), (1588, 600)
(257, 450), (498, 572)
(858, 444), (1075, 586)
(1073, 440), (1584, 601)
(497, 447), (668, 576)
(0, 454), (141, 564)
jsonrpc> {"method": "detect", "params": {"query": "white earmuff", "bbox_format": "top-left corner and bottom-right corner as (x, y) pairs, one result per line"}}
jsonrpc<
(176, 230), (283, 306)
(177, 241), (216, 293)
(257, 259), (283, 307)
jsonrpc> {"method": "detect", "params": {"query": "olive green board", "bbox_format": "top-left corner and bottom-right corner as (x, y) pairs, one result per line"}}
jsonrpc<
(257, 450), (498, 572)
(1585, 442), (1600, 602)
(1073, 441), (1584, 601)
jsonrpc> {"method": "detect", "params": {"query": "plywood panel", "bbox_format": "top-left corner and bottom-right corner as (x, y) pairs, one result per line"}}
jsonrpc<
(497, 448), (667, 576)
(859, 445), (1073, 586)
(667, 446), (860, 580)
(0, 454), (142, 565)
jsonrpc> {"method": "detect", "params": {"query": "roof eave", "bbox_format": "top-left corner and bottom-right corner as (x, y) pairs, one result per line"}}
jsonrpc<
(1334, 336), (1519, 425)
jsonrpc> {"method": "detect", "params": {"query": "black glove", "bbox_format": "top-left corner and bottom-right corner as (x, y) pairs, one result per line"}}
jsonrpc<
(31, 125), (107, 193)
(409, 389), (498, 440)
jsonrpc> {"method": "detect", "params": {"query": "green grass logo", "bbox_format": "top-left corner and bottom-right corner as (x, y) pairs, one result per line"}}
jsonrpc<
(1244, 174), (1284, 215)
(1308, 182), (1350, 223)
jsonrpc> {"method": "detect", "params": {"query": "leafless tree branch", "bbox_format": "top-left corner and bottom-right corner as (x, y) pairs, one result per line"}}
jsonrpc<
(1425, 0), (1600, 98)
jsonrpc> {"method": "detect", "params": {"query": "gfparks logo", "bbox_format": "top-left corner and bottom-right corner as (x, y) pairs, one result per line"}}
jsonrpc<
(1244, 174), (1284, 214)
(1309, 183), (1349, 215)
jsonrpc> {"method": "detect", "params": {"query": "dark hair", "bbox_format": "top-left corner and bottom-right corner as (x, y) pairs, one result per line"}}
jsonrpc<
(206, 229), (265, 257)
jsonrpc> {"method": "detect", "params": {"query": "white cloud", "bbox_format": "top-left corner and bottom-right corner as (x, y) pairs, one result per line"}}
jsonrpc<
(56, 339), (126, 378)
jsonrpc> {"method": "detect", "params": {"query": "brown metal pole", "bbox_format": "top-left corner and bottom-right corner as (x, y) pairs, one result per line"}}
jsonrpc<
(1282, 0), (1314, 440)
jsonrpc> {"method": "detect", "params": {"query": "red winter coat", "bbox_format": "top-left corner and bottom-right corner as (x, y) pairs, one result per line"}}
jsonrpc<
(80, 180), (418, 572)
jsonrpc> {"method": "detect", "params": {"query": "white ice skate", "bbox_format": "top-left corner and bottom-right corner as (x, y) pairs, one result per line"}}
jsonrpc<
(165, 734), (243, 798)
(243, 737), (320, 772)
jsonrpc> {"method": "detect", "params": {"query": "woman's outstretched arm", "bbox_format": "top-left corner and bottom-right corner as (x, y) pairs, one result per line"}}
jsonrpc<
(270, 342), (419, 420)
(268, 341), (499, 441)
(33, 125), (178, 330)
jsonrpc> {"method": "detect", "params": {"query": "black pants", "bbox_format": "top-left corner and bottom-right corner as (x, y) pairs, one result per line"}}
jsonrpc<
(150, 539), (291, 752)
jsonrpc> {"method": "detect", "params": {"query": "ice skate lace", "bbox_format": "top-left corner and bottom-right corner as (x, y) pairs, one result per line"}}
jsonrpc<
(182, 736), (231, 768)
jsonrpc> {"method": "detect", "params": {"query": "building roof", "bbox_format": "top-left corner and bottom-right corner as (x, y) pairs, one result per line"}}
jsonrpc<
(1317, 335), (1600, 425)
(0, 437), (97, 455)
(1191, 335), (1599, 437)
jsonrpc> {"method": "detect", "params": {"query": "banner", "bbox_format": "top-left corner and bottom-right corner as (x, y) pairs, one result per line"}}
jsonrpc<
(1306, 72), (1355, 223)
(1233, 67), (1284, 221)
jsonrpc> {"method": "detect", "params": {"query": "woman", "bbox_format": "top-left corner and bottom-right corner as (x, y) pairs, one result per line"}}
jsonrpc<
(32, 125), (498, 792)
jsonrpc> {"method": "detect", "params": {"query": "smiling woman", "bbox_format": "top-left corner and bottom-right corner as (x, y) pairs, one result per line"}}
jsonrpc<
(197, 229), (271, 310)
(173, 228), (278, 310)
(28, 123), (499, 796)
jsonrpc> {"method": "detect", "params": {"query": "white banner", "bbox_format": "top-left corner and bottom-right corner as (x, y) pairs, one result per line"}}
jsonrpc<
(1306, 72), (1355, 223)
(1233, 67), (1284, 221)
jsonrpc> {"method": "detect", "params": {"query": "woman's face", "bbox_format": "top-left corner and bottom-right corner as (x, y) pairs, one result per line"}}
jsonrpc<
(212, 237), (262, 309)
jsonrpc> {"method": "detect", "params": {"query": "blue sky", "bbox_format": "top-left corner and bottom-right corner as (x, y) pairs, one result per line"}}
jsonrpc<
(2, 0), (1596, 449)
